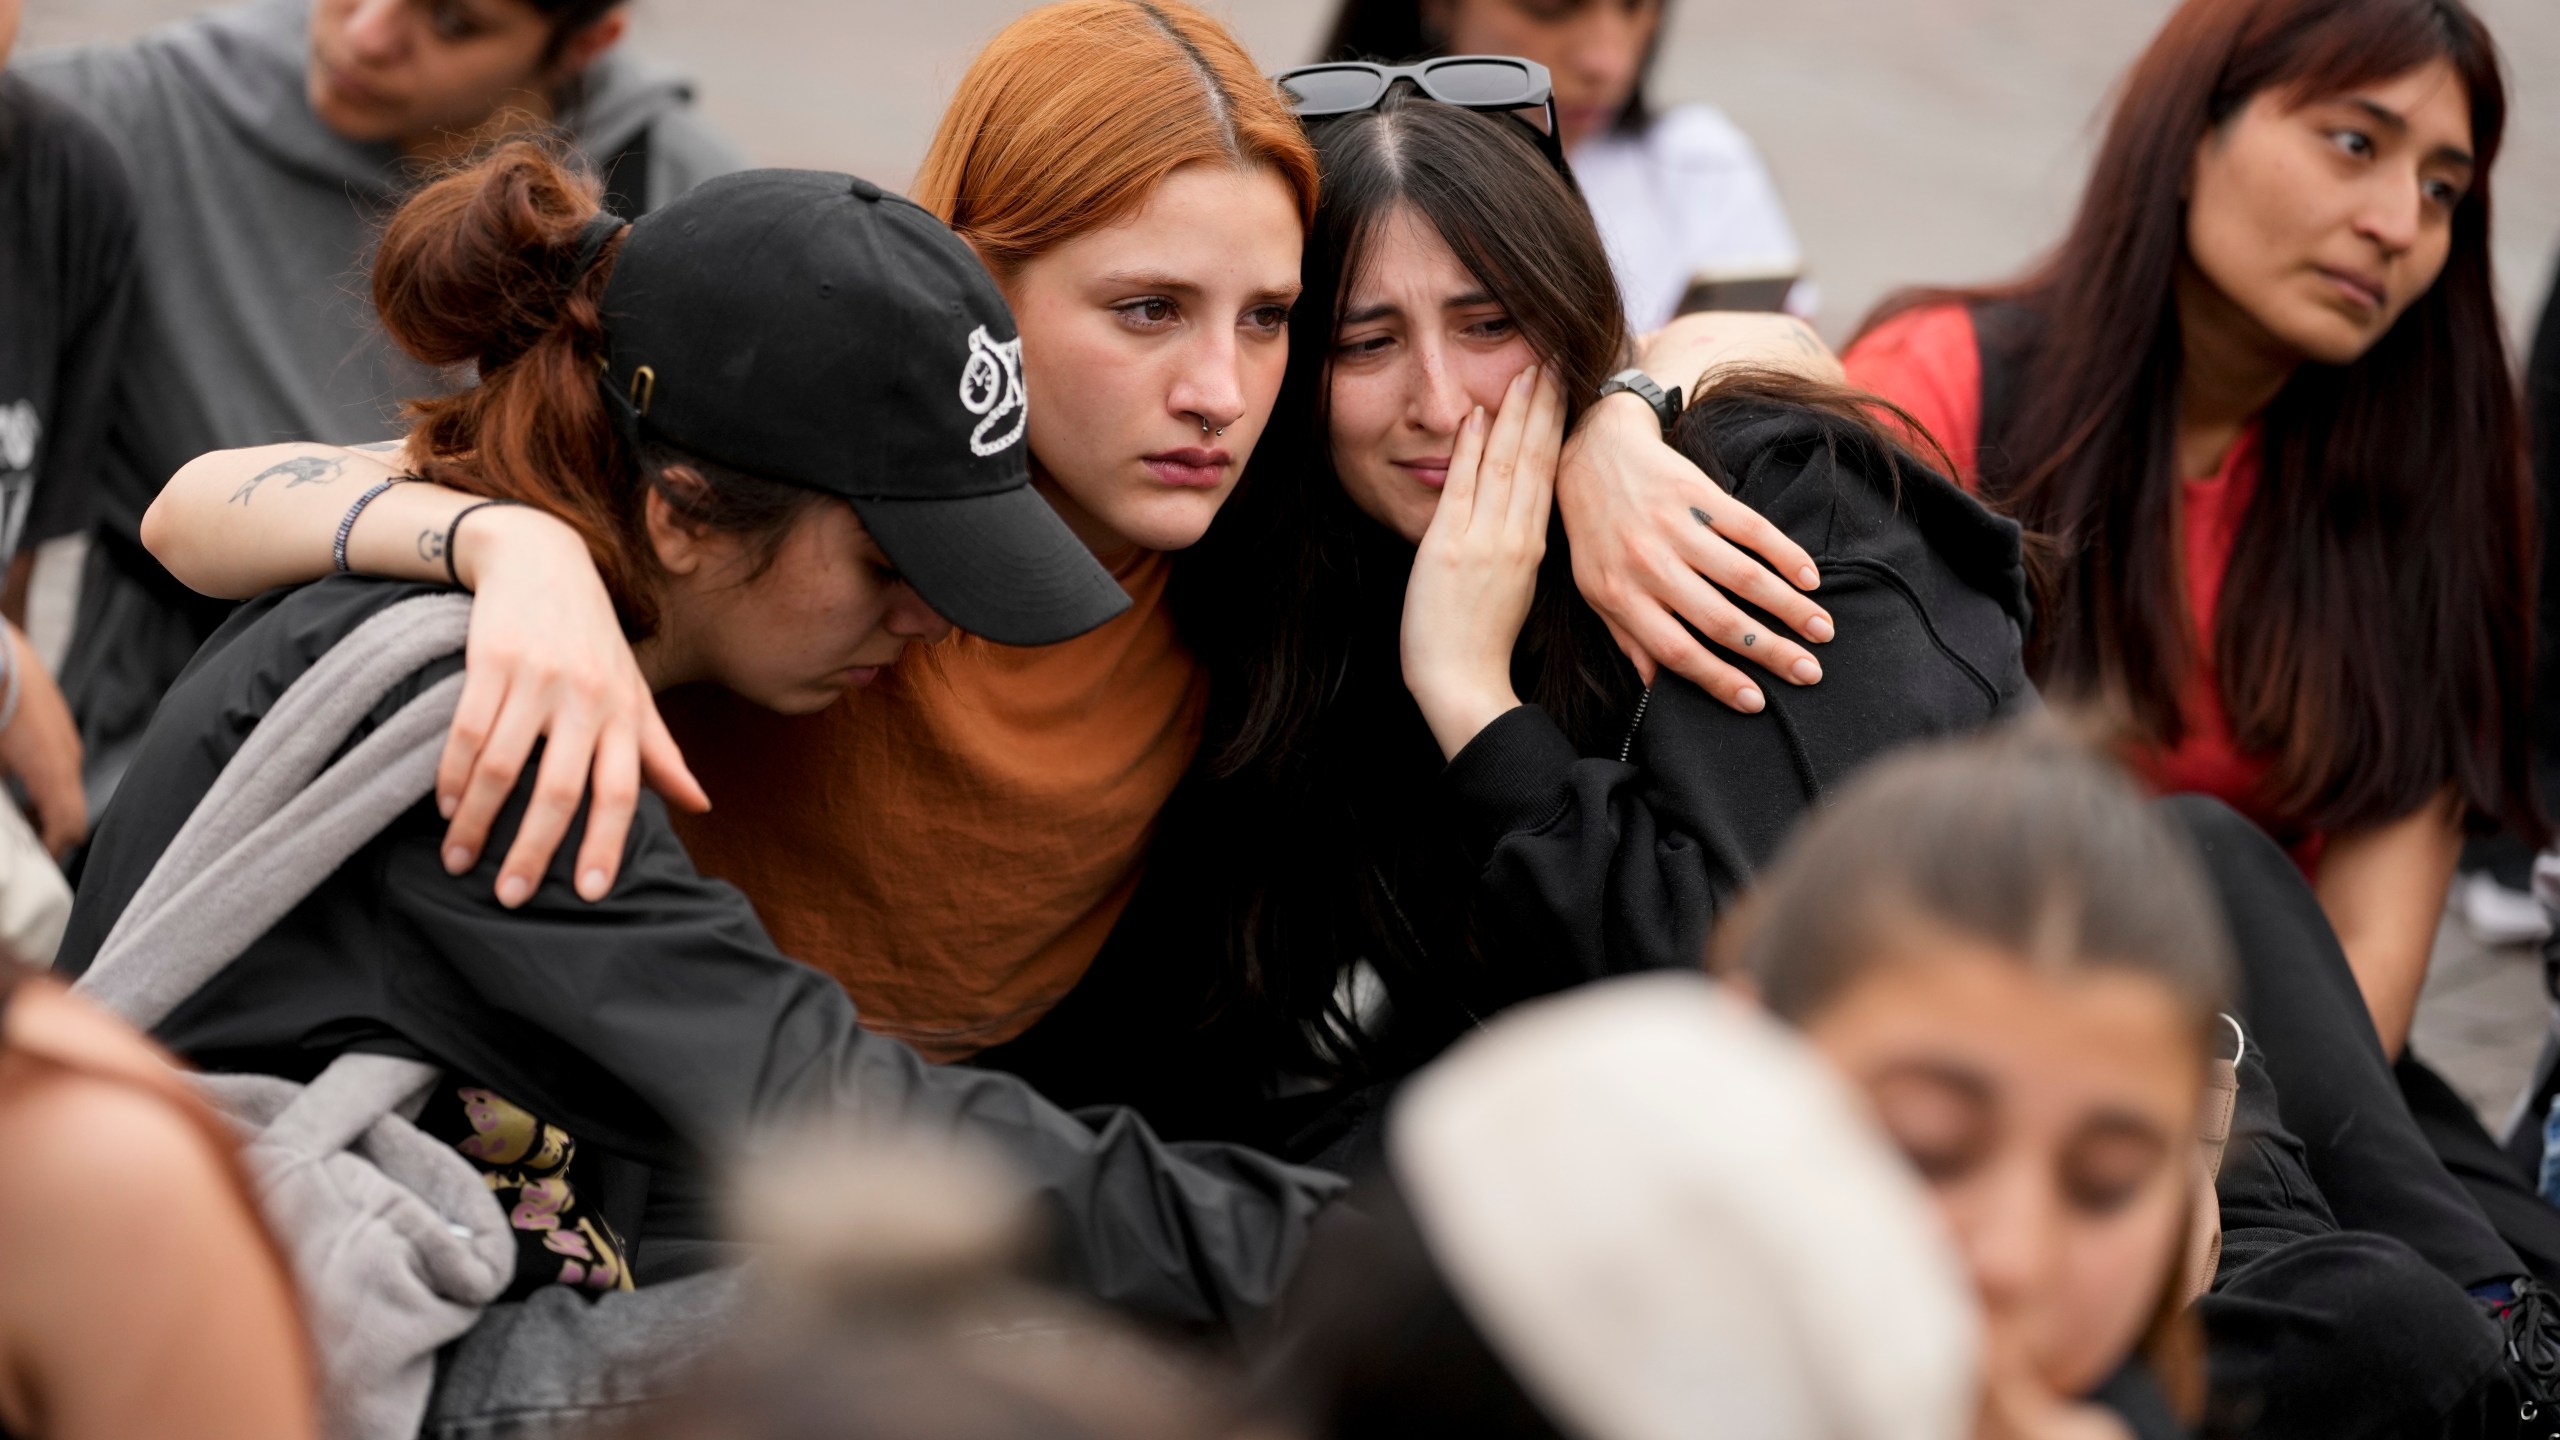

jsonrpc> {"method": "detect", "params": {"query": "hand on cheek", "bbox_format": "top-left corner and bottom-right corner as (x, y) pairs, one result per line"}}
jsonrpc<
(1400, 363), (1566, 760)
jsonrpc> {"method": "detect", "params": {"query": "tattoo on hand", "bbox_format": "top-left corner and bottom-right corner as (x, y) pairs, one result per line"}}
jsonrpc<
(417, 529), (447, 565)
(228, 454), (346, 505)
(1690, 505), (1714, 529)
(1743, 633), (1757, 647)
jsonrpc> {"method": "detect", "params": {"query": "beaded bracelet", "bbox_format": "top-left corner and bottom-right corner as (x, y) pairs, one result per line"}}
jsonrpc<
(442, 499), (525, 589)
(333, 474), (419, 574)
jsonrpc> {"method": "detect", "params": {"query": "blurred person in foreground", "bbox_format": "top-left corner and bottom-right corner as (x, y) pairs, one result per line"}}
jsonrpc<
(1319, 0), (1810, 330)
(599, 1132), (1246, 1440)
(18, 0), (739, 805)
(0, 957), (316, 1440)
(1266, 729), (2542, 1440)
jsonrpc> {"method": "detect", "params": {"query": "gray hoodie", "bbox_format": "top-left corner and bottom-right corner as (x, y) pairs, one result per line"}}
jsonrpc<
(23, 0), (741, 452)
(21, 0), (742, 794)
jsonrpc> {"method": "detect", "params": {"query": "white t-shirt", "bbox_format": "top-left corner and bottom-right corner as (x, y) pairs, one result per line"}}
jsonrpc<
(1572, 103), (1809, 332)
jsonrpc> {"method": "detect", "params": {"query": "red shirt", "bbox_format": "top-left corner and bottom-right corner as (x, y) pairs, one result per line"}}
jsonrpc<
(1845, 304), (2320, 867)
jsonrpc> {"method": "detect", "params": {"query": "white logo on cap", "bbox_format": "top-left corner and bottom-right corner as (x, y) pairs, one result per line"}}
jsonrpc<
(958, 326), (1027, 458)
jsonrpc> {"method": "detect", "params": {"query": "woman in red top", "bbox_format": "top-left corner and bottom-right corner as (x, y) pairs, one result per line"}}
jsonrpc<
(1836, 0), (2537, 1062)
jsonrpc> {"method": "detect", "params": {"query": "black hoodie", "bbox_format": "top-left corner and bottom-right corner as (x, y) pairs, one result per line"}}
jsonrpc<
(1444, 400), (2037, 988)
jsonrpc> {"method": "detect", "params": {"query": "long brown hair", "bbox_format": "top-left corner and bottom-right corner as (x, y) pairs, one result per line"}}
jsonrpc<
(375, 139), (824, 637)
(910, 0), (1318, 278)
(1866, 0), (2536, 843)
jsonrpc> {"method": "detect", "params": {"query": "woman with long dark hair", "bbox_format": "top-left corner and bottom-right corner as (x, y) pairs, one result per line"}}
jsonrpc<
(1317, 0), (1809, 329)
(1840, 0), (2533, 1064)
(986, 86), (2031, 1156)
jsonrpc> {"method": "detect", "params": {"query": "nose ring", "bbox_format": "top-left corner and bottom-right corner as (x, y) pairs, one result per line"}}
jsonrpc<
(1199, 421), (1226, 438)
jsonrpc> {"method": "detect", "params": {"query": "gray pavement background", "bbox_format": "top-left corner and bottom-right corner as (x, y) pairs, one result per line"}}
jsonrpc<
(25, 0), (2560, 345)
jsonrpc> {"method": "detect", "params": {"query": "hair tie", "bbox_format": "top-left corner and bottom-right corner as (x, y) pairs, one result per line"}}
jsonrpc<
(570, 210), (629, 284)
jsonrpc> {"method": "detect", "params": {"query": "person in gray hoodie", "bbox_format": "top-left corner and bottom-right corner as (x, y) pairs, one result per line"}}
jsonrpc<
(18, 0), (741, 804)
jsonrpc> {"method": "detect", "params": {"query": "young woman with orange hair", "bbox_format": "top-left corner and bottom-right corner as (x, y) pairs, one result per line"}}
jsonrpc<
(144, 0), (1316, 1064)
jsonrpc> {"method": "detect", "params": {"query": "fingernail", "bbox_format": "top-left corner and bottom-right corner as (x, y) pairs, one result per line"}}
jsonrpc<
(1798, 566), (1821, 589)
(1737, 686), (1766, 713)
(443, 844), (472, 874)
(578, 868), (609, 900)
(497, 874), (531, 908)
(1792, 658), (1823, 684)
(437, 793), (456, 819)
(1807, 615), (1835, 642)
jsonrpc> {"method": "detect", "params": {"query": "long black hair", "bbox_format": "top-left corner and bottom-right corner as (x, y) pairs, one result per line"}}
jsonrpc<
(1864, 0), (2538, 845)
(1319, 0), (1665, 137)
(1169, 91), (1640, 1078)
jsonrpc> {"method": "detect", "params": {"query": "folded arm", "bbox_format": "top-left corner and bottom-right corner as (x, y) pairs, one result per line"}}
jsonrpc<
(2315, 793), (2463, 1058)
(144, 442), (702, 904)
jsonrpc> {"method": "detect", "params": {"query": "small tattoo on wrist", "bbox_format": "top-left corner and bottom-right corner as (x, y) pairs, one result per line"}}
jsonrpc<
(417, 529), (447, 564)
(1690, 505), (1713, 529)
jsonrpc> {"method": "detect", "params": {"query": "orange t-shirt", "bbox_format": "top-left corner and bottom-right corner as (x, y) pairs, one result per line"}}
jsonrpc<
(661, 547), (1206, 1060)
(1846, 304), (2318, 865)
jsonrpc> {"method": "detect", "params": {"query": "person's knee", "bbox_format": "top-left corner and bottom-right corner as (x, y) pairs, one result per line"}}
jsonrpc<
(2201, 1231), (2500, 1440)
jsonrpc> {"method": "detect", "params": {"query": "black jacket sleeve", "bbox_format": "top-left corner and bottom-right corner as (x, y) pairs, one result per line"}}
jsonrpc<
(381, 782), (1346, 1339)
(1442, 403), (2035, 990)
(59, 579), (1345, 1341)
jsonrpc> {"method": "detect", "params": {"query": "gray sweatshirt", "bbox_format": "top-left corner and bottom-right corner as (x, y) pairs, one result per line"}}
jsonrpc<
(20, 0), (743, 792)
(22, 0), (742, 452)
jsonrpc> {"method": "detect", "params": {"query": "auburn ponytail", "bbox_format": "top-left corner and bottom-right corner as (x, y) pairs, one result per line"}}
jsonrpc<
(372, 139), (658, 629)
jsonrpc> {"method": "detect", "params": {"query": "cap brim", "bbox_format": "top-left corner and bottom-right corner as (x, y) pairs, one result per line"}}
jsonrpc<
(849, 485), (1131, 648)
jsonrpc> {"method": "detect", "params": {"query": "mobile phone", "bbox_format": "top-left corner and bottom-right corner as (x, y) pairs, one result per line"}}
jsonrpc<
(1674, 261), (1801, 316)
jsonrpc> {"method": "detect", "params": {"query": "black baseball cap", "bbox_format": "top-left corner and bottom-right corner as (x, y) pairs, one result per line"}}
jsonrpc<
(595, 169), (1130, 648)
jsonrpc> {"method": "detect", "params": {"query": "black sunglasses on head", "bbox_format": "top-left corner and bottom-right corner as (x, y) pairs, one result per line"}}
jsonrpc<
(1274, 57), (1570, 178)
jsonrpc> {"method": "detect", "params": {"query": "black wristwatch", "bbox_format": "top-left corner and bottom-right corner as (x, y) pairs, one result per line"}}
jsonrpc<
(1597, 368), (1683, 437)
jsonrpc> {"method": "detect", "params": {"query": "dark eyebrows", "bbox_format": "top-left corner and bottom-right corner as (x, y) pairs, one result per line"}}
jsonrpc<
(2344, 96), (2476, 169)
(2346, 96), (2410, 136)
(1338, 290), (1502, 331)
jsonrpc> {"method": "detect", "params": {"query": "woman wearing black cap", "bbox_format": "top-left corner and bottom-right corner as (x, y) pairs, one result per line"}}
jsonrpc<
(55, 143), (1337, 1352)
